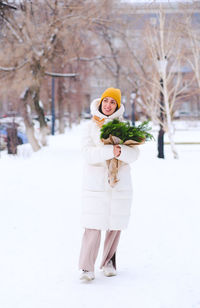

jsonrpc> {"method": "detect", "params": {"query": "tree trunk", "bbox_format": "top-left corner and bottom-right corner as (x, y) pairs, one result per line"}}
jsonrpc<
(157, 126), (165, 159)
(6, 127), (18, 155)
(68, 100), (72, 129)
(21, 89), (41, 152)
(116, 64), (120, 88)
(26, 125), (41, 152)
(158, 79), (165, 159)
(31, 85), (48, 146)
(162, 78), (179, 159)
(159, 11), (178, 159)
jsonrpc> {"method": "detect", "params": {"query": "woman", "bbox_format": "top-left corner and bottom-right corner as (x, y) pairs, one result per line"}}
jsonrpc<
(79, 87), (139, 281)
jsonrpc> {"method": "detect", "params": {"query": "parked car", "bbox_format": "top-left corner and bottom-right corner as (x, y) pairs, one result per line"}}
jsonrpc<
(0, 123), (28, 151)
(0, 134), (7, 151)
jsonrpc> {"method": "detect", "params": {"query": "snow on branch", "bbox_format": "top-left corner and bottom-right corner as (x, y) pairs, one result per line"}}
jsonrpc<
(0, 60), (28, 72)
(20, 87), (29, 100)
(68, 55), (114, 62)
(3, 17), (23, 43)
(0, 2), (17, 10)
(45, 72), (78, 78)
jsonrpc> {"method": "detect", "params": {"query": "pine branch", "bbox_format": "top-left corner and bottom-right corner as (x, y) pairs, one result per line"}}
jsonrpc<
(100, 119), (154, 143)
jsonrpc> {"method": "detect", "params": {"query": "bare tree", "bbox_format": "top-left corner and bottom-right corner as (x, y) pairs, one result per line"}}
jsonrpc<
(132, 8), (195, 159)
(0, 0), (108, 150)
(184, 15), (200, 89)
(95, 25), (122, 88)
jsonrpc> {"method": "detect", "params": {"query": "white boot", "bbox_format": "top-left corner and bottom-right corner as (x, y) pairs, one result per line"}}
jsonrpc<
(103, 260), (117, 277)
(80, 270), (95, 281)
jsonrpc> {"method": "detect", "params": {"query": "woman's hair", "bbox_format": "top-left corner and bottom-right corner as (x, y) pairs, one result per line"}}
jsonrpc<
(98, 101), (118, 115)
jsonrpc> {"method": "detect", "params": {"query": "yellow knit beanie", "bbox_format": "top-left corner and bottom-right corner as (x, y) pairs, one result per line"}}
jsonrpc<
(100, 87), (121, 108)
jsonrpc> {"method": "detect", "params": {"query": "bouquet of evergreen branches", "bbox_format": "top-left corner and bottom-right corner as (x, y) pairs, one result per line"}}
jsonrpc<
(100, 119), (153, 144)
(100, 119), (154, 187)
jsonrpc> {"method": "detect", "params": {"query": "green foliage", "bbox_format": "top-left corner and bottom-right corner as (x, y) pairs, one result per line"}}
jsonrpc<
(100, 119), (154, 143)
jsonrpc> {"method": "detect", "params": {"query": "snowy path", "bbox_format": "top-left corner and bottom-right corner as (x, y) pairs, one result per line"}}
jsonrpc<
(0, 125), (200, 308)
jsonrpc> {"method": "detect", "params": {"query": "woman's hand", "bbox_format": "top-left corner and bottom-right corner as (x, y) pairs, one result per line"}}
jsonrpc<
(113, 145), (121, 157)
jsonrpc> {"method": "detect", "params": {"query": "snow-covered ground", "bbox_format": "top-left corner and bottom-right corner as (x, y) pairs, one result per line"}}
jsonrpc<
(0, 122), (200, 308)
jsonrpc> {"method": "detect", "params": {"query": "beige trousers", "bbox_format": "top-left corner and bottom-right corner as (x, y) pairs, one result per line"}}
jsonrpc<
(79, 228), (121, 272)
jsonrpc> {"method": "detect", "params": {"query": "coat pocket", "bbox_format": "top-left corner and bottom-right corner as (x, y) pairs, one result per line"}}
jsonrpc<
(115, 164), (132, 191)
(83, 165), (105, 192)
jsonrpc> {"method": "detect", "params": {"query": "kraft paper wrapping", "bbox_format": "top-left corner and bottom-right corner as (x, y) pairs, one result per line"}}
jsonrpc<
(101, 134), (145, 187)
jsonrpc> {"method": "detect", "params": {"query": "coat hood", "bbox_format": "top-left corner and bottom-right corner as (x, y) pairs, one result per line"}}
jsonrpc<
(90, 98), (124, 120)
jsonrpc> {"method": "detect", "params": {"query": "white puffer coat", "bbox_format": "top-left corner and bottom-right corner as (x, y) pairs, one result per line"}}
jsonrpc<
(81, 98), (139, 230)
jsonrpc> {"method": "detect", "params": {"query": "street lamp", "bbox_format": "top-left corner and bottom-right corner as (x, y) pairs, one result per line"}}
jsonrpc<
(51, 76), (55, 135)
(157, 57), (167, 159)
(45, 71), (78, 135)
(130, 91), (136, 126)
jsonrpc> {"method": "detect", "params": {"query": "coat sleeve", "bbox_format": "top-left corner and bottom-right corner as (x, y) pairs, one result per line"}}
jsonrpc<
(117, 144), (140, 164)
(81, 122), (114, 164)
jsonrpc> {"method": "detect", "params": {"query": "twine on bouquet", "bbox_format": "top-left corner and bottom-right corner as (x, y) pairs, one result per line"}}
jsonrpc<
(101, 135), (145, 188)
